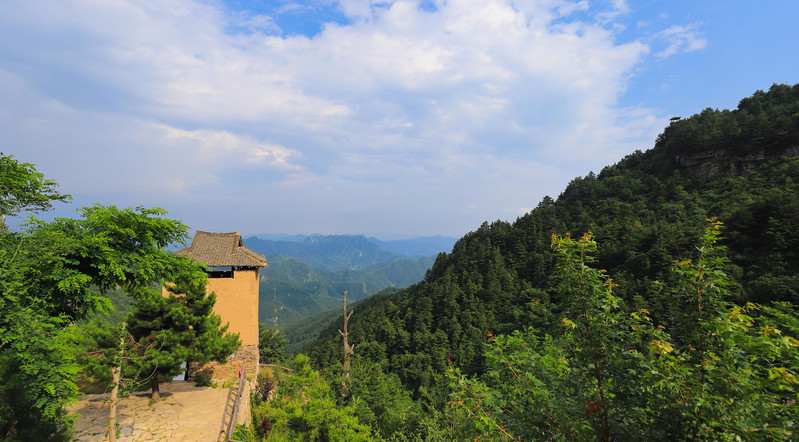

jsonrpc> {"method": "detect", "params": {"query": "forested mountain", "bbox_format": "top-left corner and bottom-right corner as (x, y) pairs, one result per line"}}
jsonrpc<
(279, 287), (403, 355)
(305, 83), (799, 407)
(246, 234), (451, 330)
(258, 254), (436, 328)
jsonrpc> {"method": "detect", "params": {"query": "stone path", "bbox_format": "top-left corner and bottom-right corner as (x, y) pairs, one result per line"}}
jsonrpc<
(68, 381), (234, 441)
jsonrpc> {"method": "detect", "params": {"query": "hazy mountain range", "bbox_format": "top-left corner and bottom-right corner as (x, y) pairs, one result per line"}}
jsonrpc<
(242, 234), (456, 328)
(245, 234), (457, 269)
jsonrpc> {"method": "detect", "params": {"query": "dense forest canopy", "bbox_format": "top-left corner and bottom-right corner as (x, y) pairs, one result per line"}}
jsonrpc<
(638, 82), (799, 176)
(258, 253), (436, 329)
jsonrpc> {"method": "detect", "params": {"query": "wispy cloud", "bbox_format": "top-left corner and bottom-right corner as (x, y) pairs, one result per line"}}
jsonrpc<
(154, 124), (302, 170)
(595, 0), (629, 24)
(653, 23), (707, 58)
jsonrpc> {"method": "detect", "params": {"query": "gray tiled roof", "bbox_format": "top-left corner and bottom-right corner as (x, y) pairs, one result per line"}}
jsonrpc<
(175, 231), (267, 268)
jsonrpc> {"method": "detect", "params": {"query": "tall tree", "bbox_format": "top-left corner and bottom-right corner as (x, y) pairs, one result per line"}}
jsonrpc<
(339, 290), (355, 397)
(0, 154), (202, 439)
(126, 277), (240, 401)
(639, 219), (799, 439)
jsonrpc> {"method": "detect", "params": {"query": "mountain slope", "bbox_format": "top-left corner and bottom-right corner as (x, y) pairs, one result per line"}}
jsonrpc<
(306, 83), (799, 399)
(258, 254), (436, 328)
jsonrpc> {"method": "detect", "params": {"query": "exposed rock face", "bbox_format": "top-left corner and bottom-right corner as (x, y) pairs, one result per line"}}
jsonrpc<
(675, 146), (799, 177)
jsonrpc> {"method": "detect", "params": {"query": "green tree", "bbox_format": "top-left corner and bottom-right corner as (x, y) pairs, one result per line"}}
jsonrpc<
(70, 317), (125, 394)
(258, 323), (288, 365)
(0, 155), (201, 440)
(0, 153), (70, 230)
(451, 231), (643, 441)
(338, 355), (425, 439)
(638, 219), (799, 439)
(452, 221), (799, 440)
(126, 277), (240, 401)
(251, 354), (373, 441)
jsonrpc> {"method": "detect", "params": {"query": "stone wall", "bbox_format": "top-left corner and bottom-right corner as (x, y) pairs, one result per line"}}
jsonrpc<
(191, 344), (259, 385)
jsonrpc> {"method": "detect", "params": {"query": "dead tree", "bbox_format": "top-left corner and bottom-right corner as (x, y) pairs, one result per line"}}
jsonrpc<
(108, 322), (126, 442)
(338, 291), (355, 397)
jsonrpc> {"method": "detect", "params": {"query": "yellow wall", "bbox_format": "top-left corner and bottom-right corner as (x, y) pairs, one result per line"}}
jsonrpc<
(163, 269), (260, 347)
(207, 268), (260, 347)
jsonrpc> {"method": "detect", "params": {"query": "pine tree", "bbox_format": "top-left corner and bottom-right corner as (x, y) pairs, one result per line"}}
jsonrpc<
(126, 276), (240, 401)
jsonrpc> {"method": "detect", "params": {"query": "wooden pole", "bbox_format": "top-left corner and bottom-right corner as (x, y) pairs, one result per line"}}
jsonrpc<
(108, 322), (126, 442)
(338, 291), (354, 397)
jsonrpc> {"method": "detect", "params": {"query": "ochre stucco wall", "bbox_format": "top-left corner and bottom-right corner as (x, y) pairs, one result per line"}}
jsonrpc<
(207, 268), (260, 347)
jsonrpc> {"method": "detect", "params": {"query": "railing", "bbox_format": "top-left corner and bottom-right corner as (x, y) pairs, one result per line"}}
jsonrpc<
(224, 364), (248, 442)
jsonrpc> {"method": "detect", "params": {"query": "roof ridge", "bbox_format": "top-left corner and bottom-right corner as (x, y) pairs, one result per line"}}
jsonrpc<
(175, 231), (267, 267)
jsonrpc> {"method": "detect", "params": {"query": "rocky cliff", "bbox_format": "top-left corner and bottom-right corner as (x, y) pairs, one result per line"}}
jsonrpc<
(675, 145), (799, 178)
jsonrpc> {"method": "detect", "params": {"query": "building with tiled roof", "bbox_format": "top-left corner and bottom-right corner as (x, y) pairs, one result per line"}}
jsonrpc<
(174, 231), (266, 268)
(169, 230), (267, 383)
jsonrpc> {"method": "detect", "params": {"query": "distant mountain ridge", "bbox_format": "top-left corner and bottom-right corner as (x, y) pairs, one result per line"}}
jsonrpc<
(370, 235), (457, 258)
(243, 234), (456, 271)
(241, 234), (453, 329)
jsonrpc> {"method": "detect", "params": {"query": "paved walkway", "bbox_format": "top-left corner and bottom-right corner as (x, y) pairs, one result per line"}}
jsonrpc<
(68, 381), (234, 441)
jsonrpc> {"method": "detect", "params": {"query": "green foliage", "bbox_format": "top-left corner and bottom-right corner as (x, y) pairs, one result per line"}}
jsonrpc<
(452, 221), (799, 440)
(251, 354), (373, 441)
(636, 220), (799, 439)
(231, 423), (258, 442)
(451, 331), (576, 440)
(69, 317), (126, 394)
(194, 372), (214, 387)
(339, 355), (427, 440)
(259, 254), (433, 329)
(0, 152), (70, 226)
(0, 154), (201, 439)
(259, 323), (288, 364)
(22, 204), (201, 320)
(126, 277), (241, 398)
(0, 305), (78, 441)
(665, 84), (799, 155)
(309, 221), (536, 406)
(451, 231), (646, 441)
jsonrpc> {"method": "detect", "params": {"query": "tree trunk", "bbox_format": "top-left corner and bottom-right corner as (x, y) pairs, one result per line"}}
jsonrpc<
(150, 377), (160, 402)
(338, 291), (355, 397)
(108, 322), (125, 442)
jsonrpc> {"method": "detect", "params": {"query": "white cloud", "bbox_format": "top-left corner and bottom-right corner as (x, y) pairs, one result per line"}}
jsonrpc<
(595, 0), (629, 24)
(653, 23), (707, 58)
(153, 124), (302, 170)
(0, 0), (690, 235)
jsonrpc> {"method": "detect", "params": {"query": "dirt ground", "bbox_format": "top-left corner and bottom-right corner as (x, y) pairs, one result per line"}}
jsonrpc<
(68, 381), (235, 441)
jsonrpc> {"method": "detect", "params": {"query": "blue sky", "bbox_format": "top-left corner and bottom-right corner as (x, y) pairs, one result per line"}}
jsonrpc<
(1, 0), (797, 239)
